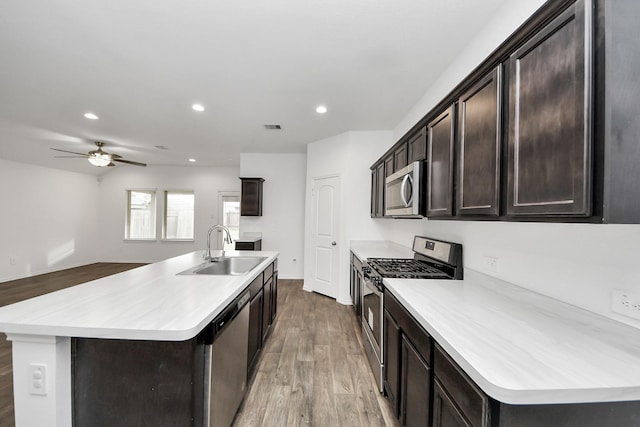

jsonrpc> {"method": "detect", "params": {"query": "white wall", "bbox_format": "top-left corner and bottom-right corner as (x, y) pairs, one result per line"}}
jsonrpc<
(372, 0), (640, 329)
(0, 159), (99, 282)
(97, 165), (240, 263)
(240, 153), (306, 279)
(304, 131), (392, 304)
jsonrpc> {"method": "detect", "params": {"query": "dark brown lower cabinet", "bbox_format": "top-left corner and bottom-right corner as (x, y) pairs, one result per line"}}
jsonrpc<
(73, 336), (206, 427)
(262, 276), (273, 341)
(433, 379), (471, 427)
(247, 287), (263, 374)
(400, 335), (431, 427)
(383, 282), (640, 427)
(384, 290), (433, 427)
(383, 308), (401, 417)
(433, 344), (490, 427)
(270, 271), (278, 323)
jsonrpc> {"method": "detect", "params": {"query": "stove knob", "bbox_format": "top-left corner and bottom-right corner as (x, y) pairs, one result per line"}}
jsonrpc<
(362, 266), (371, 275)
(372, 276), (383, 287)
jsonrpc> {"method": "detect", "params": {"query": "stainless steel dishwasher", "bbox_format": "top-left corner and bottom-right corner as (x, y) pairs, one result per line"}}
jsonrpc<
(205, 289), (251, 427)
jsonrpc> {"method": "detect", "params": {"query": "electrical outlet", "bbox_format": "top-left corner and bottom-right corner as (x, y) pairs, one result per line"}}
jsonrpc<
(28, 363), (47, 396)
(611, 290), (640, 320)
(482, 256), (500, 273)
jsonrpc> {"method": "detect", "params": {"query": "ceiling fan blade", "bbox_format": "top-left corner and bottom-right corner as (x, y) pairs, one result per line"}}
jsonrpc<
(113, 158), (147, 167)
(51, 148), (89, 157)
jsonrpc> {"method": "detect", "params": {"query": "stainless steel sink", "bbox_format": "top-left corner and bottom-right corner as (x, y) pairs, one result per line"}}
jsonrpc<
(178, 256), (267, 276)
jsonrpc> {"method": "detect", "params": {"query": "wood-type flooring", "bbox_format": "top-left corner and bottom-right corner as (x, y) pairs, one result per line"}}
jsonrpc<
(233, 280), (399, 427)
(0, 266), (398, 427)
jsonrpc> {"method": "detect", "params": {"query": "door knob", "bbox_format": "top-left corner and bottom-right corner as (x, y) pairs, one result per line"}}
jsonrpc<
(331, 241), (337, 246)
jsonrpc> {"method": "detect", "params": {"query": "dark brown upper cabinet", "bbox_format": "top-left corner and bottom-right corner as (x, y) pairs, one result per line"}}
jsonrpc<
(394, 143), (408, 172)
(240, 177), (265, 216)
(408, 126), (427, 163)
(456, 67), (501, 217)
(371, 162), (386, 218)
(427, 105), (456, 217)
(506, 0), (591, 217)
(384, 154), (394, 177)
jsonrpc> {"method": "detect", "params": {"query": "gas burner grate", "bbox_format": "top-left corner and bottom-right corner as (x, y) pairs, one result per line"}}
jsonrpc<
(367, 258), (451, 279)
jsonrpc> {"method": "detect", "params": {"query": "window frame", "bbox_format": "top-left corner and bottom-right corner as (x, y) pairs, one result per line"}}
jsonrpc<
(162, 189), (196, 241)
(125, 189), (158, 241)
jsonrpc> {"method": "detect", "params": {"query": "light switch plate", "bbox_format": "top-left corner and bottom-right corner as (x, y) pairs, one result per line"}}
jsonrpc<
(28, 363), (47, 395)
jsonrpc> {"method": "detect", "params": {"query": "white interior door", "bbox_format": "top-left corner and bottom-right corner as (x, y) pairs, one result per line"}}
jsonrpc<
(310, 175), (340, 298)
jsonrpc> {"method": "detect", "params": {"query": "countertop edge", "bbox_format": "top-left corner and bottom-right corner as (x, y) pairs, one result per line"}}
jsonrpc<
(384, 270), (640, 405)
(0, 251), (279, 341)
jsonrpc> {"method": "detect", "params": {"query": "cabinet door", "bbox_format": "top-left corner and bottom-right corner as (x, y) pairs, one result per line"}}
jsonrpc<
(433, 380), (472, 427)
(408, 127), (428, 163)
(376, 162), (385, 216)
(262, 277), (273, 340)
(507, 0), (591, 216)
(371, 168), (377, 217)
(400, 335), (431, 427)
(385, 154), (395, 177)
(383, 309), (401, 418)
(240, 178), (265, 216)
(457, 67), (501, 216)
(248, 289), (263, 375)
(271, 272), (278, 323)
(395, 143), (409, 171)
(355, 270), (362, 320)
(427, 105), (456, 217)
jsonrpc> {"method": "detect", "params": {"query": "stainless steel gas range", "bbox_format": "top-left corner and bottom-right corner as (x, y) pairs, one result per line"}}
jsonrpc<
(361, 236), (463, 392)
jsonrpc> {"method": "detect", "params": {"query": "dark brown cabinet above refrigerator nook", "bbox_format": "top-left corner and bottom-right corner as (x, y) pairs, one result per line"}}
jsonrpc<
(240, 177), (264, 216)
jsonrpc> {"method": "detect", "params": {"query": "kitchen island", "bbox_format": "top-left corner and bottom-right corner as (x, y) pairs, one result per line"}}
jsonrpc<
(0, 250), (278, 427)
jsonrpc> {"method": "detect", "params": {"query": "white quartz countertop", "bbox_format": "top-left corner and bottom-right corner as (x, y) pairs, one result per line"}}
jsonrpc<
(0, 250), (278, 341)
(385, 270), (640, 405)
(350, 240), (414, 261)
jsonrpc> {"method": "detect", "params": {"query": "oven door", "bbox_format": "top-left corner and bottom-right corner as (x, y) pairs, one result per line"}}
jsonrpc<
(361, 273), (384, 392)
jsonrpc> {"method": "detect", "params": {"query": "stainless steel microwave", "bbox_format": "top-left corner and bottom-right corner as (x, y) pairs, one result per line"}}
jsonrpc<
(385, 161), (424, 217)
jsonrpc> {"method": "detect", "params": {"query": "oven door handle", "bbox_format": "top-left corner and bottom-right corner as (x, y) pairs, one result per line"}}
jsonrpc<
(400, 174), (413, 208)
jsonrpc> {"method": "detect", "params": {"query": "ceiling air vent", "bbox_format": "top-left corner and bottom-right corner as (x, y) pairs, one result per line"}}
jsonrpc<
(264, 124), (282, 130)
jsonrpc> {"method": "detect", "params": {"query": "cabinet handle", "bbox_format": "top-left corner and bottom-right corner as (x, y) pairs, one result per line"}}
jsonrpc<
(331, 241), (337, 246)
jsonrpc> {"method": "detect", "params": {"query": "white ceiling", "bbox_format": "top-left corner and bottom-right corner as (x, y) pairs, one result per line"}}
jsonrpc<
(0, 0), (512, 175)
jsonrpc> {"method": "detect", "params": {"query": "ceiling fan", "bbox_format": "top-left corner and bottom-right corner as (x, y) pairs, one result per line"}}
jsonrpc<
(51, 141), (147, 167)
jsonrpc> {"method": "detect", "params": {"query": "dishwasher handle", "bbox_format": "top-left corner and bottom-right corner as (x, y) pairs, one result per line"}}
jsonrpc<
(215, 290), (250, 334)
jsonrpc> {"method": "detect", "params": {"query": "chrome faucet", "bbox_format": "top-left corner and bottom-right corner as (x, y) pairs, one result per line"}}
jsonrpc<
(204, 224), (233, 260)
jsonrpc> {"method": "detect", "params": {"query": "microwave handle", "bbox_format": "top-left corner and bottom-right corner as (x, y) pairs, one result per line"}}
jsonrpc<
(400, 174), (413, 207)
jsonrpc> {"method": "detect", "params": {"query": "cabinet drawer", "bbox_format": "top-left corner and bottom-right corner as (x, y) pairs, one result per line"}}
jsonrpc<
(434, 344), (490, 427)
(385, 290), (431, 362)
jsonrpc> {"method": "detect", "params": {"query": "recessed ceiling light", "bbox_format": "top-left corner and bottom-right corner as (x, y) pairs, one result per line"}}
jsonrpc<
(192, 104), (205, 112)
(188, 158), (196, 163)
(315, 105), (327, 114)
(84, 113), (99, 120)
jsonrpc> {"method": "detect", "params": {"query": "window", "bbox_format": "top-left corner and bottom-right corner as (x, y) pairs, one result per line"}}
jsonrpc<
(126, 190), (156, 239)
(220, 194), (240, 250)
(164, 191), (195, 240)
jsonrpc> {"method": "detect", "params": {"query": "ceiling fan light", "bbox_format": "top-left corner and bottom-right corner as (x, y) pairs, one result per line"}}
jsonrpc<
(88, 153), (111, 167)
